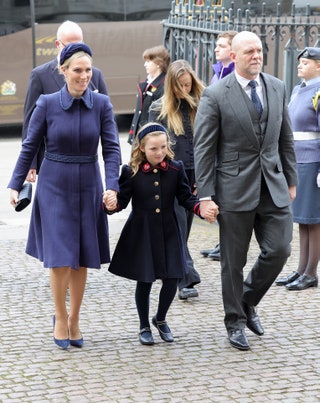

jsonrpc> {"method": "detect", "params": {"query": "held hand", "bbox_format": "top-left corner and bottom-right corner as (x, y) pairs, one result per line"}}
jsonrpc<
(26, 169), (37, 183)
(200, 200), (219, 223)
(9, 189), (19, 208)
(103, 189), (117, 211)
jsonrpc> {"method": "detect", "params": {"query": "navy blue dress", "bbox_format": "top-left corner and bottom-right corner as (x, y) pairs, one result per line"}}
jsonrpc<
(108, 159), (202, 282)
(8, 85), (121, 270)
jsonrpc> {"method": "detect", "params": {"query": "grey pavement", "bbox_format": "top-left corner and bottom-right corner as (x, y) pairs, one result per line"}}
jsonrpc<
(0, 133), (319, 402)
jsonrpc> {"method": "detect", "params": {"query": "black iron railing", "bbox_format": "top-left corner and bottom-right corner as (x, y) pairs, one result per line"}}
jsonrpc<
(162, 1), (320, 93)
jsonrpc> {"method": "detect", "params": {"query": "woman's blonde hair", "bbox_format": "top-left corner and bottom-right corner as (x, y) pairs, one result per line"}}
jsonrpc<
(129, 122), (174, 175)
(156, 59), (205, 135)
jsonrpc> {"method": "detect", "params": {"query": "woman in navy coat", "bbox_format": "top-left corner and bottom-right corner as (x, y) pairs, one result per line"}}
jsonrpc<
(8, 43), (121, 349)
(107, 123), (218, 346)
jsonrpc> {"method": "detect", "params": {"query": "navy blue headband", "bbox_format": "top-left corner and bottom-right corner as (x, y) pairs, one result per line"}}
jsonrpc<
(138, 124), (167, 140)
(60, 43), (92, 65)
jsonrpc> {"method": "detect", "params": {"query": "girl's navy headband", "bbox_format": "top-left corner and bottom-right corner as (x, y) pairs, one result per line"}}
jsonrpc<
(138, 124), (167, 140)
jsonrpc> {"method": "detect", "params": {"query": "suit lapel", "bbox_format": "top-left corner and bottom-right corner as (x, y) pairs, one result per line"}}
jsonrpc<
(259, 73), (278, 145)
(225, 75), (260, 148)
(50, 59), (65, 89)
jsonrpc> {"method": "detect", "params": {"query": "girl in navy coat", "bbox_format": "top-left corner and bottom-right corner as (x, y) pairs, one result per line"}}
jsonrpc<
(8, 43), (121, 349)
(107, 123), (218, 345)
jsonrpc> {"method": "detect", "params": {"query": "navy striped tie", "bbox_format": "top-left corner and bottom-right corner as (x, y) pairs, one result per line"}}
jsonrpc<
(248, 80), (263, 117)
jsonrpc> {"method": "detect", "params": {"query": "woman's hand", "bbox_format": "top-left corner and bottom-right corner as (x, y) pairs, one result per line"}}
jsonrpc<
(9, 189), (19, 208)
(103, 189), (118, 211)
(288, 185), (296, 202)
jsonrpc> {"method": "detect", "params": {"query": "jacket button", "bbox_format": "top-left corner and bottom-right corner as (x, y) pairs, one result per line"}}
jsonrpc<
(154, 181), (159, 187)
(153, 168), (158, 173)
(155, 195), (160, 200)
(155, 208), (160, 213)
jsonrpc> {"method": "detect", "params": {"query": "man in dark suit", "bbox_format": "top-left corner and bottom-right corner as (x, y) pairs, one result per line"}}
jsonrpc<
(22, 20), (108, 182)
(194, 31), (297, 350)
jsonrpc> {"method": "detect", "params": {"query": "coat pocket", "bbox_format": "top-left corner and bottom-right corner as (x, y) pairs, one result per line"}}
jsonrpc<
(216, 152), (239, 176)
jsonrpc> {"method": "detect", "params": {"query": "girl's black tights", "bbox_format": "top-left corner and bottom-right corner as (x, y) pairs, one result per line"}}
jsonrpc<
(135, 278), (178, 329)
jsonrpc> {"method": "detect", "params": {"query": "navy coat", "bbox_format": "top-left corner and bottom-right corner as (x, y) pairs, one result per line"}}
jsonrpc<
(22, 58), (108, 171)
(8, 85), (121, 270)
(108, 159), (201, 282)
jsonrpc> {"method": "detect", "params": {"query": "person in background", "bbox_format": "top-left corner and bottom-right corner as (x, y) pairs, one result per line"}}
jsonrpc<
(275, 47), (320, 290)
(22, 20), (108, 182)
(9, 43), (121, 349)
(107, 123), (218, 345)
(200, 30), (238, 262)
(210, 30), (238, 85)
(194, 31), (297, 350)
(127, 45), (170, 145)
(149, 60), (205, 300)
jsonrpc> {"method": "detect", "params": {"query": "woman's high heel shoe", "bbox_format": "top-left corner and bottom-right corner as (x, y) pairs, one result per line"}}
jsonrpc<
(53, 315), (70, 349)
(70, 337), (84, 348)
(68, 317), (84, 347)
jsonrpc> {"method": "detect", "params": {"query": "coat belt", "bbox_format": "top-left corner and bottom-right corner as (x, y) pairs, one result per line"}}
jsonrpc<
(45, 152), (98, 163)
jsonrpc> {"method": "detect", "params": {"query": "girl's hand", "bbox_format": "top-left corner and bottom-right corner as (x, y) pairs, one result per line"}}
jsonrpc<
(103, 189), (117, 211)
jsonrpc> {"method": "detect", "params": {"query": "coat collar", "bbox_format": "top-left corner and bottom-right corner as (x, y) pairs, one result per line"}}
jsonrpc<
(59, 84), (94, 110)
(141, 159), (169, 173)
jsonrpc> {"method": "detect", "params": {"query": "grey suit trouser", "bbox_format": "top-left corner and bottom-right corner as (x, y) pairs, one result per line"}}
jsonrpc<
(218, 182), (293, 332)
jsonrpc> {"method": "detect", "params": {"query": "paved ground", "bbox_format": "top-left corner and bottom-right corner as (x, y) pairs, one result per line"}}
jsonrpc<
(0, 133), (319, 402)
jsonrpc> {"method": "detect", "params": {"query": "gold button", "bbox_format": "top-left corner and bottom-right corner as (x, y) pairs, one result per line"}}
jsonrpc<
(154, 181), (159, 187)
(155, 195), (160, 200)
(153, 168), (158, 173)
(155, 208), (161, 213)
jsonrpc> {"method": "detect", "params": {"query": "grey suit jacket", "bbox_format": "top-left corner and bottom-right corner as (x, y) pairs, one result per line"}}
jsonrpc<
(194, 72), (297, 211)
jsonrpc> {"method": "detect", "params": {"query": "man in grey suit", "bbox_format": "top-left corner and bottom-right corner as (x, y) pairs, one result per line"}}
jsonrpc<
(22, 20), (108, 182)
(194, 31), (297, 350)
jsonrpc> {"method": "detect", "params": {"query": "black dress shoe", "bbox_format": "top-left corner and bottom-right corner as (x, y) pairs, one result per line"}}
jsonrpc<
(228, 329), (250, 350)
(200, 244), (220, 257)
(178, 287), (199, 300)
(286, 274), (318, 291)
(208, 251), (220, 261)
(152, 316), (174, 342)
(275, 271), (300, 286)
(243, 303), (264, 336)
(139, 327), (154, 345)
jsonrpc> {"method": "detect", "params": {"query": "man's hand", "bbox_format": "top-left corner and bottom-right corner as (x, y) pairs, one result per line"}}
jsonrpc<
(200, 199), (219, 223)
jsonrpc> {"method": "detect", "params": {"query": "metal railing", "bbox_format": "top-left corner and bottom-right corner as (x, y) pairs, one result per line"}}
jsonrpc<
(162, 1), (320, 93)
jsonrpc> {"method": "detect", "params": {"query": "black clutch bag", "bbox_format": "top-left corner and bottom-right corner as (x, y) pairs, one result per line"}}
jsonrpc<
(15, 182), (33, 212)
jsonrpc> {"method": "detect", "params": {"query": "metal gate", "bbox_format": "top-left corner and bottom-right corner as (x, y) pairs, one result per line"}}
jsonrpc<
(162, 1), (320, 93)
